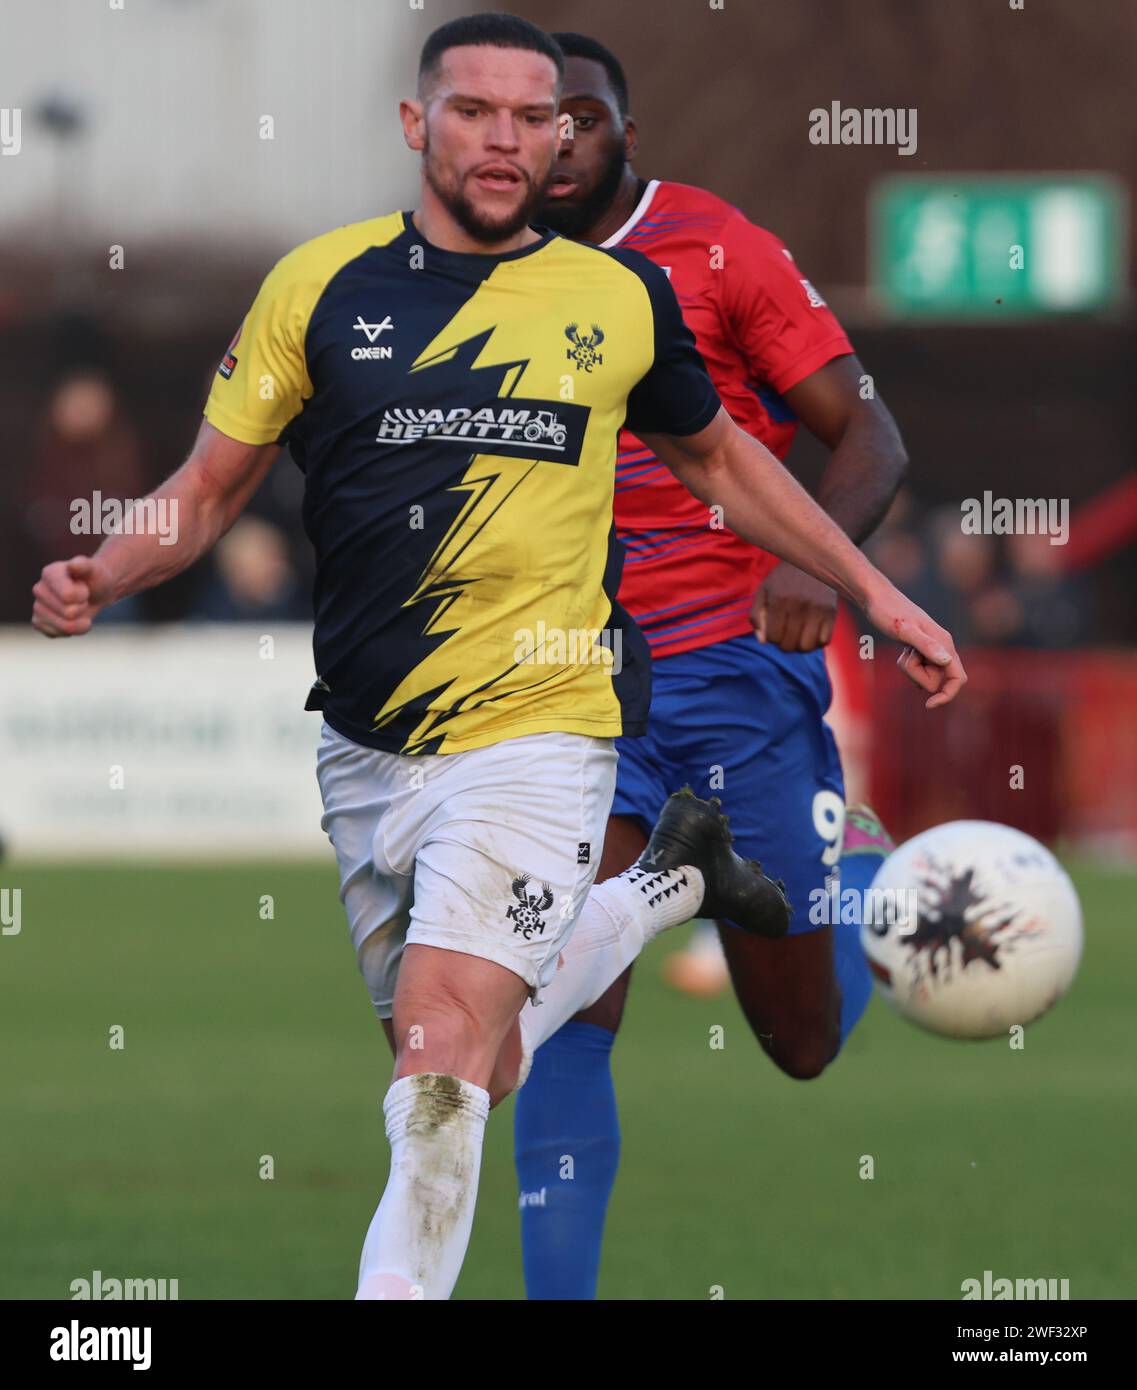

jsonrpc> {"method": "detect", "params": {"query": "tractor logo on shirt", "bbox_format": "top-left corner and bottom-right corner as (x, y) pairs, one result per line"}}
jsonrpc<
(507, 875), (554, 939)
(522, 410), (567, 446)
(565, 322), (605, 372)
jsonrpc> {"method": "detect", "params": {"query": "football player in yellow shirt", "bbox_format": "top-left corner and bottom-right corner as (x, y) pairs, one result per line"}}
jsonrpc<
(32, 13), (964, 1300)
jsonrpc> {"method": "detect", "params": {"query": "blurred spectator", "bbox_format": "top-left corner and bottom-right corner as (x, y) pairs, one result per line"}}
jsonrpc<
(928, 508), (1001, 644)
(865, 495), (1096, 649)
(191, 516), (306, 623)
(867, 488), (926, 589)
(25, 370), (146, 566)
(866, 493), (964, 632)
(1001, 531), (1093, 647)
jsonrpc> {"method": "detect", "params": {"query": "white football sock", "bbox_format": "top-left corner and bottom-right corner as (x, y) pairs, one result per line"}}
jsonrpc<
(355, 1073), (490, 1301)
(520, 863), (703, 1057)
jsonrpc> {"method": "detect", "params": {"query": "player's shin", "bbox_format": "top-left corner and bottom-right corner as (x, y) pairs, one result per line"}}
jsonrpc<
(510, 862), (691, 1302)
(514, 1022), (620, 1300)
(829, 875), (873, 1046)
(832, 805), (895, 1045)
(356, 1073), (490, 1301)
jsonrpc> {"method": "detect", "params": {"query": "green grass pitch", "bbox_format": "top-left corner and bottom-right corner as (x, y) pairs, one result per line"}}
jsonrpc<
(1, 859), (1132, 1300)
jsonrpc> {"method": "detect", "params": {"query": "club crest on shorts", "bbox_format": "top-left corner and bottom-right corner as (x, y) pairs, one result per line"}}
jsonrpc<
(506, 874), (554, 940)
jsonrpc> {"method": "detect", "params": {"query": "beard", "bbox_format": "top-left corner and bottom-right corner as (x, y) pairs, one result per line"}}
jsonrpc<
(538, 138), (628, 241)
(422, 140), (550, 245)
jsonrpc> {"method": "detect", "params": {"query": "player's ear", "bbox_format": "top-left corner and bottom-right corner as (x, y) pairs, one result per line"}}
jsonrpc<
(400, 98), (426, 152)
(623, 115), (639, 160)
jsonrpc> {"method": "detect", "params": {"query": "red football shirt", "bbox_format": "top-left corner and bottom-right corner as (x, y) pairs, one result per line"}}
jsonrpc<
(603, 179), (853, 657)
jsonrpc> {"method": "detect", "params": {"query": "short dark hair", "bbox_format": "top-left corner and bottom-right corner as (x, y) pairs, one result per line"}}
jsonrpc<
(551, 32), (629, 116)
(418, 13), (564, 97)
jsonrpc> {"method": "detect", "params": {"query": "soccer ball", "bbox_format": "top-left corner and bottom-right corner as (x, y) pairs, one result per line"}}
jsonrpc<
(859, 820), (1083, 1040)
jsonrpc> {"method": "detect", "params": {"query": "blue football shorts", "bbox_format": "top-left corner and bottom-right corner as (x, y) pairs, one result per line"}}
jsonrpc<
(612, 633), (846, 933)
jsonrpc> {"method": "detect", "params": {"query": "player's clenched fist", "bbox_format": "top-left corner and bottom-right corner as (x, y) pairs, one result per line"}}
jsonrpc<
(31, 555), (112, 638)
(752, 562), (839, 653)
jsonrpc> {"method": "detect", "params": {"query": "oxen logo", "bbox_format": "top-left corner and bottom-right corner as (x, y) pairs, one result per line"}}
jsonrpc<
(565, 322), (604, 372)
(506, 875), (554, 940)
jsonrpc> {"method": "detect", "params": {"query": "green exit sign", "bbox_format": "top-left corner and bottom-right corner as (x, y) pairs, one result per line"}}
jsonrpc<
(871, 174), (1126, 318)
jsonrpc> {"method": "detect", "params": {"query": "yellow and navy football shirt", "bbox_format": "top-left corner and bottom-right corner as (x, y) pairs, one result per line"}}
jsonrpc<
(204, 211), (720, 755)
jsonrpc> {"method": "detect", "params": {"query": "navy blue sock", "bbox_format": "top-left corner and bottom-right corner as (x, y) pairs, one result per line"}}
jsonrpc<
(513, 1021), (620, 1300)
(832, 853), (879, 1046)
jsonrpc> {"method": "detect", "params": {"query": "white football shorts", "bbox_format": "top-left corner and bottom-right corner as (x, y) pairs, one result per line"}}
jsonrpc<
(316, 723), (618, 1018)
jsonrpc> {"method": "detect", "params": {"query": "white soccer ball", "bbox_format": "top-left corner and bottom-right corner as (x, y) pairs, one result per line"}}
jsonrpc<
(859, 820), (1083, 1040)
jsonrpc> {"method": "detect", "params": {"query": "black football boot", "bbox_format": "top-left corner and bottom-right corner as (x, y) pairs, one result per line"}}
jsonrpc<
(634, 787), (791, 938)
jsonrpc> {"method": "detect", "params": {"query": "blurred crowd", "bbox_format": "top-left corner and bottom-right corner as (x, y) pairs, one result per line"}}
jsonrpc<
(865, 490), (1095, 649)
(13, 369), (1100, 646)
(20, 369), (312, 626)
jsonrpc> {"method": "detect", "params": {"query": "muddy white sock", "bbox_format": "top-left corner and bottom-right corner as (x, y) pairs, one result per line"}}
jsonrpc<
(520, 864), (703, 1057)
(355, 1073), (489, 1301)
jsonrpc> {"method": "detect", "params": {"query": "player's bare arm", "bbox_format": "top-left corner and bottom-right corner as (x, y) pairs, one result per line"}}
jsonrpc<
(642, 406), (966, 708)
(31, 421), (278, 638)
(753, 354), (908, 652)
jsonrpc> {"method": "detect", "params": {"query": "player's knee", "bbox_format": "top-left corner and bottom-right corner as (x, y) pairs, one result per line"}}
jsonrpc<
(485, 1021), (524, 1109)
(774, 1037), (835, 1081)
(393, 988), (495, 1079)
(766, 1006), (841, 1081)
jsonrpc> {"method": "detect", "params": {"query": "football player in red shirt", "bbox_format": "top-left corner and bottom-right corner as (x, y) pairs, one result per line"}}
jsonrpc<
(513, 32), (906, 1299)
